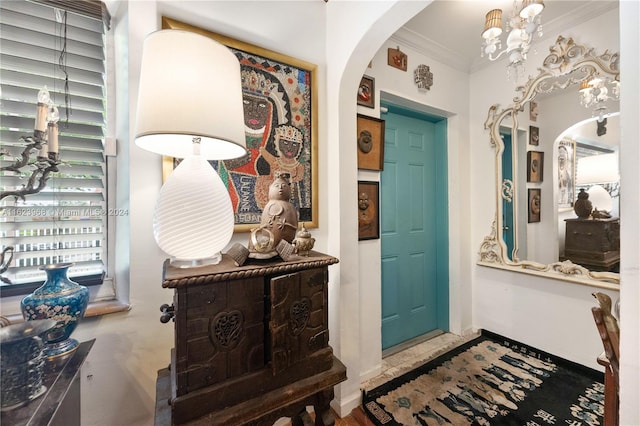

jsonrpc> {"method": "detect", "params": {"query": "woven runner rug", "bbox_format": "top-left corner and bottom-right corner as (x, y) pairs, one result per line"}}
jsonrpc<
(362, 330), (604, 426)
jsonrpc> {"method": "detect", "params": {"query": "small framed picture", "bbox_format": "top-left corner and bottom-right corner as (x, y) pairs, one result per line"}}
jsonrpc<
(527, 151), (544, 183)
(357, 114), (385, 171)
(530, 101), (538, 122)
(529, 125), (539, 146)
(387, 47), (407, 71)
(558, 138), (576, 209)
(528, 188), (541, 223)
(357, 75), (375, 108)
(358, 181), (380, 240)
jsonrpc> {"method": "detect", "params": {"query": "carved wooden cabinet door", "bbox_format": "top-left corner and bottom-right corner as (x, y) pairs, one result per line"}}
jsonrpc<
(269, 267), (329, 375)
(174, 277), (265, 395)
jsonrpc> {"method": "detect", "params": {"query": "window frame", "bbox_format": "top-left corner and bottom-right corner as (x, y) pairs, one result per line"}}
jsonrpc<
(0, 0), (129, 319)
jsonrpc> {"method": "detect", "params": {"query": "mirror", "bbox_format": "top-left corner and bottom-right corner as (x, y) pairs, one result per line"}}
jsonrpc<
(479, 35), (620, 288)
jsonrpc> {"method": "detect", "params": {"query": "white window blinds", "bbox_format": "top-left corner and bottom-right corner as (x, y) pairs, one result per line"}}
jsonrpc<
(0, 0), (107, 293)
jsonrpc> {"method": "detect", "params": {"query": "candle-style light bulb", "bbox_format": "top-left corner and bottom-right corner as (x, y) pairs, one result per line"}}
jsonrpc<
(47, 104), (59, 123)
(38, 87), (51, 104)
(47, 105), (60, 158)
(34, 86), (50, 137)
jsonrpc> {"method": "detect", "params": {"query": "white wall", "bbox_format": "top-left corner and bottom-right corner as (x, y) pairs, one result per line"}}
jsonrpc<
(9, 1), (637, 425)
(618, 1), (640, 423)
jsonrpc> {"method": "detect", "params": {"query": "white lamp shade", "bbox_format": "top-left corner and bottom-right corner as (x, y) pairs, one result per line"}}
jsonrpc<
(482, 9), (503, 40)
(153, 155), (234, 263)
(588, 185), (613, 212)
(135, 30), (247, 160)
(520, 0), (544, 19)
(576, 153), (619, 185)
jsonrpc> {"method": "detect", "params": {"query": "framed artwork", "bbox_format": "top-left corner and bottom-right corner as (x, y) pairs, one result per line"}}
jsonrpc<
(387, 47), (407, 71)
(528, 188), (541, 223)
(161, 17), (318, 232)
(357, 75), (375, 108)
(558, 138), (576, 209)
(357, 114), (385, 171)
(529, 101), (538, 122)
(358, 181), (380, 240)
(527, 151), (544, 183)
(529, 125), (539, 146)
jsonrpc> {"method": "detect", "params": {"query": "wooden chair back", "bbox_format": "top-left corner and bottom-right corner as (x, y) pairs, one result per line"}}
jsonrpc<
(592, 292), (620, 426)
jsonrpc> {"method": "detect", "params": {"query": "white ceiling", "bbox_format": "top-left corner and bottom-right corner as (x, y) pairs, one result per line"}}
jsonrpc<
(394, 0), (619, 73)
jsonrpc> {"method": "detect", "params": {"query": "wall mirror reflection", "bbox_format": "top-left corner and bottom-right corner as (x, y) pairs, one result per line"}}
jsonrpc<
(479, 35), (620, 288)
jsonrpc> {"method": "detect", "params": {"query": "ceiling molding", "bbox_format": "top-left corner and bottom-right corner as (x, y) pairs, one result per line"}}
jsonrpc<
(392, 0), (618, 75)
(542, 0), (617, 38)
(389, 27), (470, 73)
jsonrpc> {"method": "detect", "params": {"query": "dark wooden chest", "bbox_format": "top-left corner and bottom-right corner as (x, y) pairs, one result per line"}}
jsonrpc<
(160, 251), (341, 424)
(563, 217), (620, 271)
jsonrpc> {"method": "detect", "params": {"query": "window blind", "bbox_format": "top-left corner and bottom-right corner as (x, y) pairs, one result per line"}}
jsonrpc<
(0, 0), (107, 293)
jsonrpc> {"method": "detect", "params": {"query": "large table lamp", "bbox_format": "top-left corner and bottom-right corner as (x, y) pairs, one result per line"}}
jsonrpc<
(135, 30), (247, 267)
(576, 153), (619, 214)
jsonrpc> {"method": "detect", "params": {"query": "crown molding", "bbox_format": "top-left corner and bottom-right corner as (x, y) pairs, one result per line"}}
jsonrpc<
(389, 27), (470, 73)
(391, 0), (618, 75)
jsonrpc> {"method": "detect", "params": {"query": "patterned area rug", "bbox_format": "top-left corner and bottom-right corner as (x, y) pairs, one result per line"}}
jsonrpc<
(362, 330), (604, 426)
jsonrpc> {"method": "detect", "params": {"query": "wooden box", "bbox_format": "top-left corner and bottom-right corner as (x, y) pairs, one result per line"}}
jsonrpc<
(161, 252), (340, 424)
(563, 217), (620, 271)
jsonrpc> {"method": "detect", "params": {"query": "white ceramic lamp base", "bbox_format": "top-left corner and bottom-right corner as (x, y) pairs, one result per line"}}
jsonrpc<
(153, 154), (234, 267)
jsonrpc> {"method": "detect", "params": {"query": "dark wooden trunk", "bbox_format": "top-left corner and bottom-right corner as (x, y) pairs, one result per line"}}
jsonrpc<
(158, 252), (344, 425)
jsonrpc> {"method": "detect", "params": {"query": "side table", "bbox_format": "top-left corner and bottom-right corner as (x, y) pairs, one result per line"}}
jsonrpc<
(1, 339), (95, 426)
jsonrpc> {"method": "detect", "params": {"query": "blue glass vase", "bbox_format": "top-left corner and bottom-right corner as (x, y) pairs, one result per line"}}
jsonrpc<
(20, 263), (89, 359)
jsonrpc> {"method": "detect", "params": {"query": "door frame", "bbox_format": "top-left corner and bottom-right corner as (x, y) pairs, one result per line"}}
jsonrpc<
(380, 99), (450, 350)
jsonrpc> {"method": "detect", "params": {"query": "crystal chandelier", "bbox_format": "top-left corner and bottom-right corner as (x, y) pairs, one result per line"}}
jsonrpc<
(579, 75), (620, 122)
(481, 0), (545, 77)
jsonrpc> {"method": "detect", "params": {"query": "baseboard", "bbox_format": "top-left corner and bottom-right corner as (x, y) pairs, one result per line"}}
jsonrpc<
(461, 327), (479, 338)
(359, 364), (382, 384)
(331, 390), (361, 418)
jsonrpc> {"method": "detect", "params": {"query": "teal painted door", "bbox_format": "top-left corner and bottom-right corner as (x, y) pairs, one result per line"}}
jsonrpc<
(381, 105), (449, 350)
(501, 131), (515, 260)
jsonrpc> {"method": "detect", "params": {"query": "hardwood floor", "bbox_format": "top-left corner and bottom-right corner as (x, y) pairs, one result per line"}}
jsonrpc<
(281, 407), (374, 426)
(341, 407), (375, 425)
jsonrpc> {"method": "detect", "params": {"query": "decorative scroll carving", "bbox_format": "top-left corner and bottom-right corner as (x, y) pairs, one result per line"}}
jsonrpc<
(512, 36), (620, 107)
(289, 298), (311, 336)
(163, 254), (339, 288)
(211, 310), (243, 349)
(478, 221), (504, 265)
(502, 179), (514, 202)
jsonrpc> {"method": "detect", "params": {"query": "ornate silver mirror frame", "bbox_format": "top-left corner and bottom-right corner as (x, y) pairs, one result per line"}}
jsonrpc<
(478, 36), (620, 289)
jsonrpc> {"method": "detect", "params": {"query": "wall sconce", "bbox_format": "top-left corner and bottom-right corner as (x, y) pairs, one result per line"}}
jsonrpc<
(135, 30), (247, 267)
(481, 0), (545, 78)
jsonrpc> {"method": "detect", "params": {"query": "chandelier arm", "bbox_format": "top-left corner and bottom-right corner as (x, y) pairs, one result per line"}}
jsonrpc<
(0, 163), (59, 202)
(0, 136), (44, 173)
(486, 48), (511, 62)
